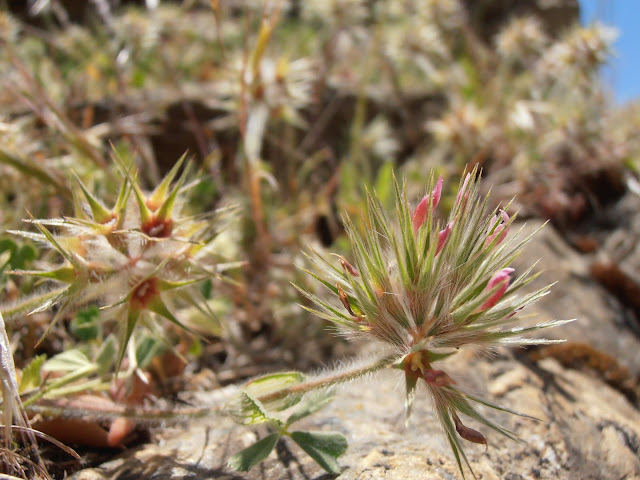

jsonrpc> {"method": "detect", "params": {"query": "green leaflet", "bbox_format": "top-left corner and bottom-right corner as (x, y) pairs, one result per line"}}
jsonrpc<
(227, 432), (280, 472)
(227, 390), (280, 426)
(286, 389), (335, 426)
(42, 349), (93, 372)
(18, 354), (45, 394)
(245, 371), (307, 412)
(290, 431), (348, 475)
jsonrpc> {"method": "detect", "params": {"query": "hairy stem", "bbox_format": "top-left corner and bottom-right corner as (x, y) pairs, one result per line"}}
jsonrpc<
(258, 354), (398, 404)
(0, 286), (68, 321)
(24, 356), (399, 425)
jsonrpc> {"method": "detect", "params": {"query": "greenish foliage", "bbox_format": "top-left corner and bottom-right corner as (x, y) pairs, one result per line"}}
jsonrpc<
(226, 371), (346, 474)
(228, 433), (280, 472)
(0, 1), (634, 479)
(289, 431), (348, 475)
(18, 355), (46, 394)
(71, 306), (101, 341)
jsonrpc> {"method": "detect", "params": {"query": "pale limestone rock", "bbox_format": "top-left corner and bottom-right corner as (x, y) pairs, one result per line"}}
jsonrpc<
(510, 220), (640, 375)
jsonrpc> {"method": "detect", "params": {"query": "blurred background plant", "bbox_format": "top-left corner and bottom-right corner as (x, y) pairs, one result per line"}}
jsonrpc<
(0, 0), (638, 478)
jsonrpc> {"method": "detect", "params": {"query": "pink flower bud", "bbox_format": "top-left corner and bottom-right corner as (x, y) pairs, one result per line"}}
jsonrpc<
(479, 267), (514, 310)
(412, 176), (443, 232)
(485, 210), (510, 247)
(436, 221), (454, 255)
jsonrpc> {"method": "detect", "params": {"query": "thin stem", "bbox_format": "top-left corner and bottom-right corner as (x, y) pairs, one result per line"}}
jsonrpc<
(22, 365), (98, 408)
(23, 356), (398, 424)
(26, 400), (215, 423)
(257, 354), (398, 404)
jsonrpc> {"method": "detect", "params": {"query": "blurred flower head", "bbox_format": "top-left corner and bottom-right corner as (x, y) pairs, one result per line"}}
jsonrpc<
(495, 16), (548, 65)
(428, 101), (490, 154)
(537, 24), (617, 84)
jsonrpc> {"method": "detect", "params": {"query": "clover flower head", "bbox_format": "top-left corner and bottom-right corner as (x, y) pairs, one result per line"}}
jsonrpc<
(5, 156), (232, 371)
(299, 168), (572, 478)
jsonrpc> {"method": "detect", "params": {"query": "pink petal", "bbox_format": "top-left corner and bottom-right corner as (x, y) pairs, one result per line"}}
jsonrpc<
(412, 176), (443, 232)
(436, 221), (454, 255)
(485, 210), (510, 247)
(480, 267), (514, 310)
(432, 176), (443, 209)
(487, 267), (514, 288)
(411, 195), (429, 231)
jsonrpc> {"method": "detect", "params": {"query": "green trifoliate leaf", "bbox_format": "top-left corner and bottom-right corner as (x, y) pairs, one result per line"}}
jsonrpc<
(19, 354), (45, 393)
(227, 391), (281, 426)
(290, 431), (348, 474)
(227, 372), (310, 426)
(244, 371), (306, 412)
(286, 389), (335, 426)
(43, 349), (93, 372)
(227, 432), (280, 472)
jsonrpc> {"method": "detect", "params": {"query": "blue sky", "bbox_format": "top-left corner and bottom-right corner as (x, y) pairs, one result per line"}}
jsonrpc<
(580, 0), (640, 104)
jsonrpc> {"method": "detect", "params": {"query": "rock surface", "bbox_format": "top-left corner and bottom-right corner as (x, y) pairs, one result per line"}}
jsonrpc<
(510, 220), (640, 376)
(72, 221), (640, 479)
(73, 354), (640, 480)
